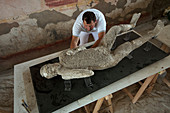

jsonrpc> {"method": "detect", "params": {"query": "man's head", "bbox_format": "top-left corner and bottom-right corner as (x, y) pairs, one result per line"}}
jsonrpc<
(82, 11), (97, 31)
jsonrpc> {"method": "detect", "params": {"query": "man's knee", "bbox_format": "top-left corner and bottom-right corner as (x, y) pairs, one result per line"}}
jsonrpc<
(92, 32), (99, 41)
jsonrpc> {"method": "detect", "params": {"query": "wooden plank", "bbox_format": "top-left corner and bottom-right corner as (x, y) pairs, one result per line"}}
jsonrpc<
(161, 44), (167, 50)
(147, 73), (159, 94)
(161, 44), (170, 53)
(163, 78), (170, 87)
(84, 105), (90, 113)
(105, 95), (114, 113)
(123, 88), (134, 100)
(138, 81), (143, 85)
(104, 94), (113, 100)
(93, 97), (105, 113)
(132, 74), (155, 103)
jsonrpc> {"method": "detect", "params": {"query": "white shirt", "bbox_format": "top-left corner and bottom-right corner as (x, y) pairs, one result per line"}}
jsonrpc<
(72, 9), (106, 37)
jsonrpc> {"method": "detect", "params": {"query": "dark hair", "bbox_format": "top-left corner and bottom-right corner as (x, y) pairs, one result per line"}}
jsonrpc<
(82, 11), (96, 24)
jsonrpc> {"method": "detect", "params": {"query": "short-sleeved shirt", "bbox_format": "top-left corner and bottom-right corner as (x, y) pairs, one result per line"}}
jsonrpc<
(72, 9), (106, 37)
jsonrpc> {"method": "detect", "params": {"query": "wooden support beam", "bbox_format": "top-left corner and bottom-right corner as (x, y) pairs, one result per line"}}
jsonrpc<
(138, 81), (143, 85)
(105, 94), (113, 113)
(122, 88), (134, 100)
(93, 97), (105, 113)
(84, 105), (90, 113)
(132, 74), (155, 103)
(158, 70), (170, 87)
(161, 44), (170, 53)
(163, 78), (170, 87)
(92, 94), (113, 113)
(104, 94), (113, 100)
(147, 73), (159, 94)
(106, 98), (113, 113)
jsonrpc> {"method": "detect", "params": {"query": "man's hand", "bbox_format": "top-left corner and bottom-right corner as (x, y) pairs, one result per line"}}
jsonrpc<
(91, 32), (105, 48)
(70, 36), (79, 49)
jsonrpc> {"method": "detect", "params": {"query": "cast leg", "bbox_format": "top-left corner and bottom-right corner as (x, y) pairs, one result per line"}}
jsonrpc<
(58, 67), (94, 80)
(99, 24), (133, 50)
(130, 13), (141, 28)
(99, 13), (141, 50)
(110, 20), (164, 66)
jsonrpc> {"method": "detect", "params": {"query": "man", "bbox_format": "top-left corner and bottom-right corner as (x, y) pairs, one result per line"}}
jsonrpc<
(70, 9), (106, 49)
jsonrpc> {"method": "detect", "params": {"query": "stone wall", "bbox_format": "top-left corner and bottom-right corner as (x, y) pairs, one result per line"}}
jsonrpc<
(0, 0), (169, 57)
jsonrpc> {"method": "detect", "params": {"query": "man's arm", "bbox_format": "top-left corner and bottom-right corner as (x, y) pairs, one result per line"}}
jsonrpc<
(91, 31), (105, 48)
(70, 36), (79, 49)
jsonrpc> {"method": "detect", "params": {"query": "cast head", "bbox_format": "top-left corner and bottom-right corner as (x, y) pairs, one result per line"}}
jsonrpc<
(40, 63), (61, 79)
(82, 11), (97, 31)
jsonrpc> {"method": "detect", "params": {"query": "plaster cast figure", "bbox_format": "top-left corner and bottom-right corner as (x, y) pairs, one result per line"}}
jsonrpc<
(40, 13), (164, 80)
(70, 9), (106, 49)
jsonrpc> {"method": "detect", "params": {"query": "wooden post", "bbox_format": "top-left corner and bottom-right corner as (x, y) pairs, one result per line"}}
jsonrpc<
(105, 94), (113, 113)
(161, 44), (170, 53)
(138, 81), (143, 85)
(163, 78), (170, 87)
(84, 105), (90, 113)
(147, 73), (159, 94)
(158, 70), (170, 87)
(122, 88), (134, 100)
(92, 94), (113, 113)
(132, 74), (155, 103)
(93, 97), (105, 113)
